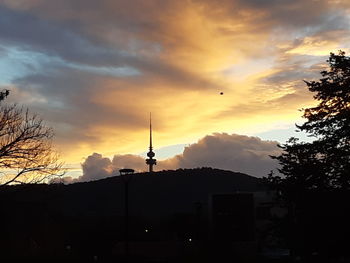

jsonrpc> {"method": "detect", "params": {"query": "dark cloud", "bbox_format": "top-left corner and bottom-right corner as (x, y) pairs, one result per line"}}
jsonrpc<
(4, 0), (348, 62)
(1, 2), (221, 89)
(12, 67), (147, 133)
(51, 153), (147, 183)
(0, 6), (130, 68)
(212, 0), (342, 30)
(0, 2), (226, 90)
(175, 133), (280, 177)
(49, 176), (75, 184)
(1, 0), (349, 167)
(80, 152), (113, 181)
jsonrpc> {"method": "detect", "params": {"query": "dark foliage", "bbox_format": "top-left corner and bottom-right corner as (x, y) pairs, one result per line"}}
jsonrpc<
(267, 51), (350, 195)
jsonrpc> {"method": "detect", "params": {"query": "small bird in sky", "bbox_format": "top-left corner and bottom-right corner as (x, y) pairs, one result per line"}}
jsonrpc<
(0, 89), (10, 100)
(220, 92), (224, 95)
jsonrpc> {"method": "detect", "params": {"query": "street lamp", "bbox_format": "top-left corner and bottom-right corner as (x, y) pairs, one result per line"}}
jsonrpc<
(119, 168), (134, 261)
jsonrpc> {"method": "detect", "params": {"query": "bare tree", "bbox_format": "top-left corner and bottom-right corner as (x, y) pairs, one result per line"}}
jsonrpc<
(0, 90), (63, 185)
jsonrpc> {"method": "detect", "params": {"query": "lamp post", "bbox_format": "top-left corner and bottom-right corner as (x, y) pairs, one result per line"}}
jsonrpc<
(119, 169), (134, 261)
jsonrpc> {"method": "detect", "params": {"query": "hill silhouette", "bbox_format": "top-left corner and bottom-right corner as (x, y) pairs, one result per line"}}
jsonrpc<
(0, 168), (266, 262)
(63, 167), (263, 216)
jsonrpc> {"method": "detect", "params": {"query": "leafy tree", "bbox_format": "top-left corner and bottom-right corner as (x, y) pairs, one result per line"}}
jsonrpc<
(268, 51), (350, 195)
(0, 90), (63, 185)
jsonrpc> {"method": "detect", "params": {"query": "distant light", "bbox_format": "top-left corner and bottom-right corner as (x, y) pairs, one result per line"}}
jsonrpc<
(145, 229), (149, 233)
(188, 238), (192, 242)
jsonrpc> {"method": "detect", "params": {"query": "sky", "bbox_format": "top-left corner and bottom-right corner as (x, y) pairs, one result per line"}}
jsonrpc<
(0, 0), (350, 181)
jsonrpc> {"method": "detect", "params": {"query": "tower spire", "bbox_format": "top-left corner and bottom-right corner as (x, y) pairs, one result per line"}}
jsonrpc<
(146, 112), (156, 173)
(149, 112), (152, 150)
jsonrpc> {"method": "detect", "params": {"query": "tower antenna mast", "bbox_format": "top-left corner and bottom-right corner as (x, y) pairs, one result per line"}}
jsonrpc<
(146, 113), (156, 172)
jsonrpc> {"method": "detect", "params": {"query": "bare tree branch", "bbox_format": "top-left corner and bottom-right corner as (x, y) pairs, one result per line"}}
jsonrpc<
(0, 100), (63, 186)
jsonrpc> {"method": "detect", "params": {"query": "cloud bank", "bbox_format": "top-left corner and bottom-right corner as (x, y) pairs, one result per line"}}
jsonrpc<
(60, 133), (280, 183)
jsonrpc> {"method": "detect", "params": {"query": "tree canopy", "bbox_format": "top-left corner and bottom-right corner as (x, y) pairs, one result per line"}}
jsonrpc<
(268, 51), (350, 194)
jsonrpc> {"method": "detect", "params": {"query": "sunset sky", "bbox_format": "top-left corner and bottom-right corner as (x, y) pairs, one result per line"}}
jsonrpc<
(1, 0), (350, 181)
